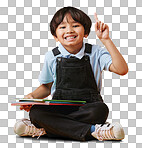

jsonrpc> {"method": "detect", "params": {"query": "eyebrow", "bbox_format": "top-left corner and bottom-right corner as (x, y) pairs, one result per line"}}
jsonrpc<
(60, 20), (78, 25)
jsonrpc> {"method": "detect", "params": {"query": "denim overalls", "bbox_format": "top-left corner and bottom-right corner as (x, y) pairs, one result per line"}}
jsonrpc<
(30, 43), (109, 141)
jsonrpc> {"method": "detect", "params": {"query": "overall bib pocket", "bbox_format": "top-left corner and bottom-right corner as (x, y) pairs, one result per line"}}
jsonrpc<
(62, 65), (87, 89)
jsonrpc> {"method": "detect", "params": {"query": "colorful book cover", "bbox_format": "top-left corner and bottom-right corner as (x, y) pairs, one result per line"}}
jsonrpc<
(11, 102), (84, 106)
(17, 98), (86, 103)
(11, 98), (86, 106)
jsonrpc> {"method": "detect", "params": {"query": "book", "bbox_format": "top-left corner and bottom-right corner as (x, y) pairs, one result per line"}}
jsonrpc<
(11, 102), (85, 106)
(11, 98), (86, 106)
(16, 98), (86, 103)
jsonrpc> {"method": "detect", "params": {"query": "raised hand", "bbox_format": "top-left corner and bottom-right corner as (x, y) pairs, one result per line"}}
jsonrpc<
(94, 13), (109, 40)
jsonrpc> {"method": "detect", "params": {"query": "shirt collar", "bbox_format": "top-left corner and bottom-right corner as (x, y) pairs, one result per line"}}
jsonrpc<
(58, 43), (85, 59)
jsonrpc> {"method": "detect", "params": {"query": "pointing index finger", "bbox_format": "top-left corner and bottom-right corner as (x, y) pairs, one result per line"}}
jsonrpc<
(94, 12), (99, 22)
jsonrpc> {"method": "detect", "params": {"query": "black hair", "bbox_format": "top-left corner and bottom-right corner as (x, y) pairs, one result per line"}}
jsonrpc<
(50, 6), (92, 37)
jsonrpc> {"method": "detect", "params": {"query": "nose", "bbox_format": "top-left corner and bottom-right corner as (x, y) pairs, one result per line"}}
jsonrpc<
(66, 25), (74, 33)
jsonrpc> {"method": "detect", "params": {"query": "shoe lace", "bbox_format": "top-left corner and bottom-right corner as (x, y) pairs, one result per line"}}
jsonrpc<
(95, 123), (115, 141)
(25, 124), (46, 139)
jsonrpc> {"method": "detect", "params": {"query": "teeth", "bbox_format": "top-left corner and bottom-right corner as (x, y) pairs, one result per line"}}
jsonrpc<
(65, 36), (76, 40)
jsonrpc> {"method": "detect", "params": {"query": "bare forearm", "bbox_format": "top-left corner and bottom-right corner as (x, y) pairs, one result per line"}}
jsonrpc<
(30, 82), (53, 99)
(101, 38), (128, 75)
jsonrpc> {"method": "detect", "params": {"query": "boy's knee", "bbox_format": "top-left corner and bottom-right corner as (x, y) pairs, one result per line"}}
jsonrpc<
(29, 105), (36, 120)
(96, 102), (109, 123)
(29, 105), (42, 120)
(98, 102), (109, 114)
(87, 102), (109, 114)
(29, 105), (45, 128)
(87, 102), (109, 124)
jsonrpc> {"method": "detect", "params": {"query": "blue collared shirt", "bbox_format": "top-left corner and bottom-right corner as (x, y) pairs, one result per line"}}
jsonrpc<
(38, 42), (112, 96)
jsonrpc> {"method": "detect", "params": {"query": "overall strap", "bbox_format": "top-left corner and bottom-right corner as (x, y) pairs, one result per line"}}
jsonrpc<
(84, 43), (92, 54)
(52, 43), (92, 56)
(52, 47), (61, 56)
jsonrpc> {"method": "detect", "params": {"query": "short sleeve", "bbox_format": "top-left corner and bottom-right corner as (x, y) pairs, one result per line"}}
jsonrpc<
(98, 47), (112, 71)
(38, 52), (54, 84)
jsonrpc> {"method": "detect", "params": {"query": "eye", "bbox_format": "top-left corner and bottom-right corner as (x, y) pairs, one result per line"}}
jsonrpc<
(59, 26), (66, 29)
(73, 25), (79, 28)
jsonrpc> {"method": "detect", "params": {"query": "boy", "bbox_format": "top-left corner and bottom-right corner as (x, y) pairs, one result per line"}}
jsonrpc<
(14, 7), (128, 141)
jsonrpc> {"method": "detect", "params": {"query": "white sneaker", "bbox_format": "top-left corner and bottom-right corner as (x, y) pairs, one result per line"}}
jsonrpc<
(91, 122), (125, 141)
(14, 118), (46, 139)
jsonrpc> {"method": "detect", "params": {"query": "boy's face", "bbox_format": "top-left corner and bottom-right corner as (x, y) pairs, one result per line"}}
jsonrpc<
(54, 14), (88, 54)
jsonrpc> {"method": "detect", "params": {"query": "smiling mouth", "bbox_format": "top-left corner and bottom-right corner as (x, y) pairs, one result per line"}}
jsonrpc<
(64, 36), (77, 40)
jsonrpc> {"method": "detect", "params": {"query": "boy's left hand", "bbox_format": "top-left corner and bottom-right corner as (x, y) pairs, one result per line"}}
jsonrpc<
(94, 13), (109, 40)
(20, 105), (32, 112)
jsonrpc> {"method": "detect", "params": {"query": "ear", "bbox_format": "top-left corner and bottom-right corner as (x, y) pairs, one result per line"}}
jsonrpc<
(84, 34), (88, 38)
(53, 36), (59, 42)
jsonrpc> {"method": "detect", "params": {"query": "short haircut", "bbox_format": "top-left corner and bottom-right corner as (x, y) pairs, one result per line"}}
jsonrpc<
(50, 6), (92, 37)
